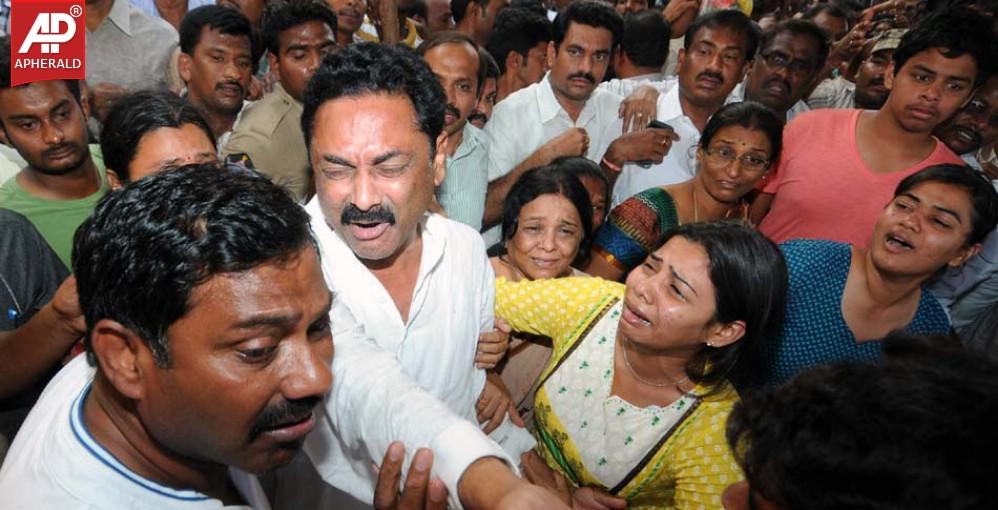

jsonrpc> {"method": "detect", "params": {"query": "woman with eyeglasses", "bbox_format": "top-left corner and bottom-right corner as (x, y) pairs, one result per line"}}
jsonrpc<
(586, 101), (784, 281)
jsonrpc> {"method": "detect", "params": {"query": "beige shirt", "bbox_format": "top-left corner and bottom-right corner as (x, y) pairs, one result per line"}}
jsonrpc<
(221, 82), (312, 202)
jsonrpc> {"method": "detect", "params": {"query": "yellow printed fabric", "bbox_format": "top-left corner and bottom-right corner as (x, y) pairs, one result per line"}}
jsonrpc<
(495, 276), (623, 354)
(495, 276), (744, 509)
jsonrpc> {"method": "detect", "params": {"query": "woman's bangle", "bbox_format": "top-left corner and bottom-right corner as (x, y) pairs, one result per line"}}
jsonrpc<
(601, 156), (622, 174)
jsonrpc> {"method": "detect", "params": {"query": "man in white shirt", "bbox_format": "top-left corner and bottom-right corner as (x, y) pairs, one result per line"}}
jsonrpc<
(611, 9), (758, 207)
(483, 0), (676, 246)
(297, 42), (560, 509)
(0, 165), (330, 509)
(733, 19), (828, 122)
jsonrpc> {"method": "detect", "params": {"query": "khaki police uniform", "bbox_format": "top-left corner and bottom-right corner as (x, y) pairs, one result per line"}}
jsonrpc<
(222, 82), (312, 202)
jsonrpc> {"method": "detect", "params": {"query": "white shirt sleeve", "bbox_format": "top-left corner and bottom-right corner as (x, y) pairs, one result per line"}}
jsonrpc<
(484, 105), (522, 182)
(309, 299), (514, 509)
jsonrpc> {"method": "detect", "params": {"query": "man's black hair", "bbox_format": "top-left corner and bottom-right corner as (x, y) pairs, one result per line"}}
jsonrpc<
(261, 0), (338, 56)
(683, 9), (760, 62)
(727, 333), (998, 510)
(621, 10), (670, 69)
(551, 0), (624, 50)
(417, 31), (485, 96)
(180, 5), (262, 72)
(891, 7), (997, 88)
(758, 19), (830, 70)
(301, 43), (446, 156)
(0, 36), (82, 103)
(73, 164), (315, 367)
(486, 7), (552, 75)
(510, 0), (547, 16)
(100, 91), (217, 183)
(481, 47), (501, 80)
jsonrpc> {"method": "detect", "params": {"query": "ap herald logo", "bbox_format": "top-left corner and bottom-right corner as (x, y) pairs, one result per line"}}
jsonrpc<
(10, 0), (85, 86)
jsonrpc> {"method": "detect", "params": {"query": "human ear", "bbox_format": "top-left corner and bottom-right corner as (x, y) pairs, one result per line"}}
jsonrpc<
(432, 131), (447, 187)
(178, 52), (194, 85)
(948, 242), (982, 268)
(267, 52), (281, 82)
(90, 319), (153, 400)
(883, 61), (895, 91)
(705, 319), (746, 348)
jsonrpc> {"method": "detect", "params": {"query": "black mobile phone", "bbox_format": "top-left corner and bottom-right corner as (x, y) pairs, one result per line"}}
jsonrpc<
(637, 120), (674, 168)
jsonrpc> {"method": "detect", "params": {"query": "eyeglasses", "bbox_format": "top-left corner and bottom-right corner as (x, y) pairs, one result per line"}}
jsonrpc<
(703, 146), (770, 171)
(761, 51), (816, 76)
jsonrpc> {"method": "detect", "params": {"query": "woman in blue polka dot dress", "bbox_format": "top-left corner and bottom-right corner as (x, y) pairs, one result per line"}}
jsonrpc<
(761, 165), (998, 386)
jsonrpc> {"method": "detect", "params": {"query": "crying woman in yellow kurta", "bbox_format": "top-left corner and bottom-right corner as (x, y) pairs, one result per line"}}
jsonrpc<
(496, 221), (788, 509)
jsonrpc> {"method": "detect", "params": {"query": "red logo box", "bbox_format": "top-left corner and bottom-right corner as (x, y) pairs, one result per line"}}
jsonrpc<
(9, 0), (86, 86)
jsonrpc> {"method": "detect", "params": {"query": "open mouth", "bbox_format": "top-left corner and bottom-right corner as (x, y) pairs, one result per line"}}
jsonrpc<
(764, 80), (788, 97)
(954, 126), (980, 146)
(697, 75), (722, 89)
(261, 411), (316, 443)
(885, 232), (914, 251)
(348, 222), (391, 241)
(622, 301), (651, 328)
(218, 84), (243, 98)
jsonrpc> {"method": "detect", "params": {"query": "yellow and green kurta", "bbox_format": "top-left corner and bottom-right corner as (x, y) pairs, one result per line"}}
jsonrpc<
(496, 276), (743, 509)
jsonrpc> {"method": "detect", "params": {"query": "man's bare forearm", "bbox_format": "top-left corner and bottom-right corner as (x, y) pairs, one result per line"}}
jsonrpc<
(0, 302), (82, 400)
(483, 148), (555, 228)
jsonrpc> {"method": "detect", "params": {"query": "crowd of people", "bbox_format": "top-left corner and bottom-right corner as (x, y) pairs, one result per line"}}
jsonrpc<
(0, 0), (997, 508)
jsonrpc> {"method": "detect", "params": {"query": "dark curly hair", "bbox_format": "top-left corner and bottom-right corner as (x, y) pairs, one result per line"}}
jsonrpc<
(891, 6), (997, 88)
(73, 164), (314, 367)
(301, 43), (447, 157)
(727, 333), (998, 510)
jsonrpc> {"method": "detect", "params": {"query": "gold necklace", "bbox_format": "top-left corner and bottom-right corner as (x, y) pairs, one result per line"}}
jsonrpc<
(620, 338), (689, 389)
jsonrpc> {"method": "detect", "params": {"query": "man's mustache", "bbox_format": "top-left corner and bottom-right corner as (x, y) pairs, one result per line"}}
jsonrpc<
(249, 396), (321, 441)
(341, 203), (396, 225)
(567, 72), (596, 85)
(216, 80), (245, 95)
(42, 142), (81, 159)
(696, 70), (725, 85)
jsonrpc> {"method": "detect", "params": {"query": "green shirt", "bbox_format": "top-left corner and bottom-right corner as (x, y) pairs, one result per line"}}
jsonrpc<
(0, 145), (108, 270)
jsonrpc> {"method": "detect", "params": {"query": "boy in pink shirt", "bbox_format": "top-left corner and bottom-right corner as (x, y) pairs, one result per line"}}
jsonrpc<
(750, 8), (996, 248)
